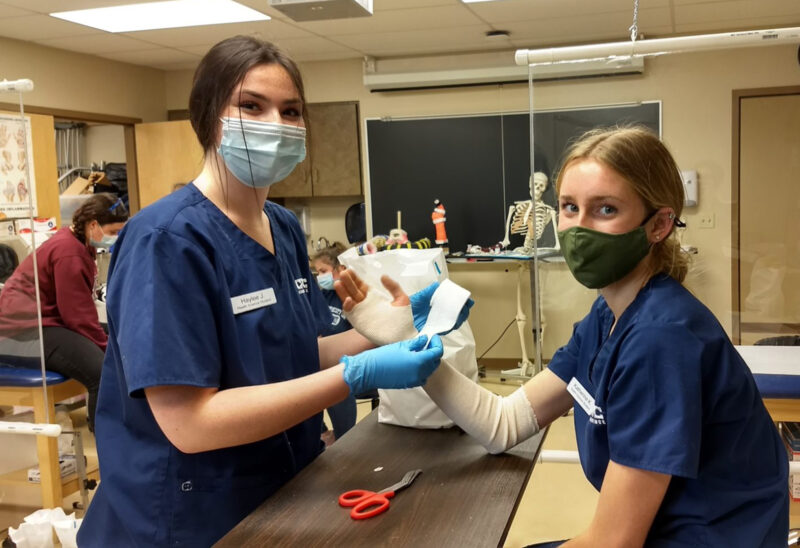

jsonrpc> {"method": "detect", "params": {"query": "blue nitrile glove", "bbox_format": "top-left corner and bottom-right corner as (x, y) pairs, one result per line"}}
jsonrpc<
(341, 335), (444, 396)
(409, 282), (474, 333)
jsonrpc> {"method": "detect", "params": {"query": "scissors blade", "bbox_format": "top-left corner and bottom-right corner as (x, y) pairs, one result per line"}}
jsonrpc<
(379, 469), (422, 494)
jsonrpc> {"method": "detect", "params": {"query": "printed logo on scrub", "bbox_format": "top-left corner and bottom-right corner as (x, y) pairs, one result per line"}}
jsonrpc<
(567, 377), (606, 425)
(295, 277), (309, 294)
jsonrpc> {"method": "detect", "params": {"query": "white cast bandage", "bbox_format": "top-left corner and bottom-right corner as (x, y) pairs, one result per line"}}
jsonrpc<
(345, 290), (418, 346)
(423, 360), (539, 454)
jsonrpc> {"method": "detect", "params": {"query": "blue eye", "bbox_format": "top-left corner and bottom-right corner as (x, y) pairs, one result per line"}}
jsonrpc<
(599, 205), (617, 216)
(560, 202), (578, 213)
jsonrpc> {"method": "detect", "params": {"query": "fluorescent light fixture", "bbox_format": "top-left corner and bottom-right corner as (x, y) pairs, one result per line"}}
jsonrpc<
(461, 0), (505, 3)
(516, 27), (800, 66)
(51, 0), (269, 33)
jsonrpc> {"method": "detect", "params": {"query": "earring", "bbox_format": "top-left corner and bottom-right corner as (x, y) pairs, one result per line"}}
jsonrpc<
(655, 235), (660, 241)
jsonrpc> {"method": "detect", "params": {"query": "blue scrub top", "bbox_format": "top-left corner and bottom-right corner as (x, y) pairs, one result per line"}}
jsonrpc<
(79, 184), (330, 547)
(318, 288), (351, 337)
(549, 274), (788, 547)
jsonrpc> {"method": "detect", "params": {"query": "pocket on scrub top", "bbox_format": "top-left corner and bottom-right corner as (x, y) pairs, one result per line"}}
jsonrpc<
(168, 474), (284, 545)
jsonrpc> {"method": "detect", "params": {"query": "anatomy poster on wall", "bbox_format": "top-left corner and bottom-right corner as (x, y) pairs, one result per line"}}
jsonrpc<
(0, 113), (36, 218)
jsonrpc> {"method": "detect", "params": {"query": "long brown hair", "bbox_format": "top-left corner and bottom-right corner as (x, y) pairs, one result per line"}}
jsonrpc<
(555, 126), (689, 283)
(189, 35), (308, 155)
(72, 193), (129, 245)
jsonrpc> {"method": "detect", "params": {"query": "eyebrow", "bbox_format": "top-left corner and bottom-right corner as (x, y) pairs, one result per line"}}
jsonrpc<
(558, 194), (623, 203)
(239, 88), (302, 105)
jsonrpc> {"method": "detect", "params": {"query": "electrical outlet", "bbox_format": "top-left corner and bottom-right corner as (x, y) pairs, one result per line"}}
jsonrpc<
(699, 214), (715, 229)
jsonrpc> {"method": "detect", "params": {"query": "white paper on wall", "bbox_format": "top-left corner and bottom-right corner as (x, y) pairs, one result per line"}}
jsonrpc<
(0, 113), (37, 219)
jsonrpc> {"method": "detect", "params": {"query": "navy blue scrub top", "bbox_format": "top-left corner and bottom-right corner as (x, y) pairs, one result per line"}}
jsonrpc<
(79, 184), (330, 547)
(318, 288), (352, 337)
(548, 274), (788, 547)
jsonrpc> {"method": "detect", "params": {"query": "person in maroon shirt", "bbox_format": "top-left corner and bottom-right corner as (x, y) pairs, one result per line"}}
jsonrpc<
(0, 193), (128, 430)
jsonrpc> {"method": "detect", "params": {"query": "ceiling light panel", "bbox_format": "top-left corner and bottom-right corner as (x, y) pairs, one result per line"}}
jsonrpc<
(51, 0), (269, 33)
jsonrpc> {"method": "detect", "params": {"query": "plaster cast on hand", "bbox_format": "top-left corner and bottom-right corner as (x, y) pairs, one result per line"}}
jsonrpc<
(345, 290), (418, 346)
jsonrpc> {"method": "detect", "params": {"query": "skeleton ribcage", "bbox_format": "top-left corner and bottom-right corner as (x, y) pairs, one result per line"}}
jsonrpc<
(509, 201), (552, 241)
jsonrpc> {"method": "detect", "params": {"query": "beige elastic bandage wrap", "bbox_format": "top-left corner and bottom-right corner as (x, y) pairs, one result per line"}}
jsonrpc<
(344, 290), (418, 346)
(423, 360), (539, 454)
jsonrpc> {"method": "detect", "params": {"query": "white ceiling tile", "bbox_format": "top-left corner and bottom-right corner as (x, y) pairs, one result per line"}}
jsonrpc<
(676, 0), (800, 24)
(290, 5), (485, 36)
(505, 7), (674, 47)
(671, 0), (761, 4)
(177, 34), (360, 59)
(0, 4), (35, 17)
(98, 48), (201, 66)
(336, 25), (508, 57)
(372, 0), (453, 9)
(273, 34), (362, 56)
(35, 33), (157, 54)
(0, 0), (797, 70)
(463, 0), (670, 23)
(119, 19), (312, 48)
(0, 14), (100, 40)
(676, 16), (800, 34)
(0, 0), (158, 13)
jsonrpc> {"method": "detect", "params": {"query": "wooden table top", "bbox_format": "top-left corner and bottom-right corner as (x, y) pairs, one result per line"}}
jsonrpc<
(216, 411), (545, 548)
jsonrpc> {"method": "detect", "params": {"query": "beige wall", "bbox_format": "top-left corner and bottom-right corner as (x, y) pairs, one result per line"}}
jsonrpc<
(0, 36), (166, 122)
(85, 124), (127, 165)
(134, 43), (800, 359)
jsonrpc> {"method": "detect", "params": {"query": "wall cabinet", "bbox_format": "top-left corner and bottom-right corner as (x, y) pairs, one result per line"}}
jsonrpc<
(269, 102), (362, 198)
(134, 102), (361, 206)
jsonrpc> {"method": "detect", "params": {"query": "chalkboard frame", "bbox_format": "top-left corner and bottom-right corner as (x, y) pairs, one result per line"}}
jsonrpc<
(365, 101), (661, 253)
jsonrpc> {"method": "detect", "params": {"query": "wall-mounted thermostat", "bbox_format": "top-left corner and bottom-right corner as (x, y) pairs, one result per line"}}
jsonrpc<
(681, 170), (698, 207)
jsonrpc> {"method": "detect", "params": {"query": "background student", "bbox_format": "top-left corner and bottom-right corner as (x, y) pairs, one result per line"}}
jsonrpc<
(0, 193), (128, 430)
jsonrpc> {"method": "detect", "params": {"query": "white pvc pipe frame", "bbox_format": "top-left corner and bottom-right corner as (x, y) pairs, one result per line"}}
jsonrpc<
(515, 27), (800, 66)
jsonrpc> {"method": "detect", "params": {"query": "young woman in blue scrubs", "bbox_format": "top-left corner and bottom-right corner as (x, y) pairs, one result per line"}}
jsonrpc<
(338, 127), (788, 547)
(78, 36), (443, 547)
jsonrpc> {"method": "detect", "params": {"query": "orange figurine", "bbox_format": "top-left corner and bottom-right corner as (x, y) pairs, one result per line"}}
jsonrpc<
(432, 199), (448, 247)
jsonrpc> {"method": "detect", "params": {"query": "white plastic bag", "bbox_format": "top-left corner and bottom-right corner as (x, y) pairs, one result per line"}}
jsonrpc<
(339, 248), (478, 428)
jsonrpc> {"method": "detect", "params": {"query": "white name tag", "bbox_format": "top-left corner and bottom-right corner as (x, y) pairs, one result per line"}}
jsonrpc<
(231, 288), (277, 315)
(567, 377), (596, 417)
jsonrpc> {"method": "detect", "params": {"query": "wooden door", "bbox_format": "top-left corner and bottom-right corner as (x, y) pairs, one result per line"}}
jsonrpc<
(734, 88), (800, 343)
(134, 120), (204, 208)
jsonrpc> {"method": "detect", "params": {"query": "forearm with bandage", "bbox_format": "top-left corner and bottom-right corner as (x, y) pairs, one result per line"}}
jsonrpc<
(423, 359), (539, 454)
(346, 288), (539, 454)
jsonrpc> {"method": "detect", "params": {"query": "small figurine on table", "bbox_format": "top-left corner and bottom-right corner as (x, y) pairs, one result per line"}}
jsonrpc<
(432, 199), (448, 249)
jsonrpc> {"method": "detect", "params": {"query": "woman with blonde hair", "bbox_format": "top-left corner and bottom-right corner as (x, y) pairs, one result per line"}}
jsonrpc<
(338, 126), (788, 547)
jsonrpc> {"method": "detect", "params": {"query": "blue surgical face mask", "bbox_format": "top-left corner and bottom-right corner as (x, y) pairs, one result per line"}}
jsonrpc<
(317, 272), (334, 291)
(217, 117), (306, 188)
(90, 234), (117, 249)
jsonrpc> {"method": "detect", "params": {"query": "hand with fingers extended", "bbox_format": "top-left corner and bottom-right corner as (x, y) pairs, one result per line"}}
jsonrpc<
(334, 269), (417, 346)
(341, 335), (444, 395)
(408, 282), (474, 334)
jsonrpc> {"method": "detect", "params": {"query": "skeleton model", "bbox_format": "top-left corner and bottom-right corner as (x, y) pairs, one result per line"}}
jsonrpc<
(501, 172), (559, 255)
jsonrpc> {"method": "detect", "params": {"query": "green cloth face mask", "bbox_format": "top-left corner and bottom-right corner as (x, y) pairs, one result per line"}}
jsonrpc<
(557, 225), (651, 289)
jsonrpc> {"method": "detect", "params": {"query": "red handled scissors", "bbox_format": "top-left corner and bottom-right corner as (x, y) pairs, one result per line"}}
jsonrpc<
(338, 469), (422, 520)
